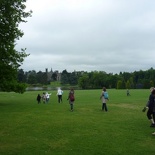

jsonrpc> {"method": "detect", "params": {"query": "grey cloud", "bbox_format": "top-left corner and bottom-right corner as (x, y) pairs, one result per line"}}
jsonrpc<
(17, 0), (155, 73)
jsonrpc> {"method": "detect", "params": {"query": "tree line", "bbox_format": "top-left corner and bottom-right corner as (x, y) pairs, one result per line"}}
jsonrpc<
(17, 68), (155, 89)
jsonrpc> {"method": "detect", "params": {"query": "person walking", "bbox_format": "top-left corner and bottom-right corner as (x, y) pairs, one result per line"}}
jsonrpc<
(42, 92), (46, 104)
(100, 87), (109, 112)
(57, 87), (63, 103)
(142, 87), (155, 127)
(150, 89), (155, 135)
(147, 87), (155, 127)
(126, 89), (130, 96)
(45, 92), (51, 103)
(67, 88), (75, 111)
(37, 94), (41, 104)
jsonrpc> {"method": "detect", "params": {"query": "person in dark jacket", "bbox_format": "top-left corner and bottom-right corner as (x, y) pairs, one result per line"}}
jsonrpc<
(151, 89), (155, 135)
(142, 87), (154, 112)
(37, 94), (41, 104)
(146, 88), (155, 127)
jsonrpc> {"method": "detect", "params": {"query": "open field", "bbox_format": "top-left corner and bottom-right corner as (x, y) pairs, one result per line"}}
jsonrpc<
(0, 89), (155, 155)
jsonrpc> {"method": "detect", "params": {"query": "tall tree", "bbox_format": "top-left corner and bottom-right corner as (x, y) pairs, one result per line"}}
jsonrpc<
(117, 80), (122, 89)
(69, 72), (78, 85)
(27, 70), (37, 84)
(0, 0), (32, 93)
(78, 74), (89, 89)
(17, 69), (26, 82)
(52, 72), (58, 81)
(61, 70), (69, 84)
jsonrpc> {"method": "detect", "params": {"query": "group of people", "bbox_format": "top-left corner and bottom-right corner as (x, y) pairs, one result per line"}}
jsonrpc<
(36, 86), (155, 136)
(36, 88), (75, 111)
(100, 86), (155, 137)
(142, 87), (155, 135)
(36, 87), (108, 112)
(37, 92), (51, 104)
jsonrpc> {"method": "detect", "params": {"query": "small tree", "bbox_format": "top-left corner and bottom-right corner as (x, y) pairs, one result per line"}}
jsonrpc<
(78, 74), (89, 89)
(0, 0), (32, 93)
(126, 80), (131, 89)
(150, 80), (154, 88)
(117, 80), (122, 89)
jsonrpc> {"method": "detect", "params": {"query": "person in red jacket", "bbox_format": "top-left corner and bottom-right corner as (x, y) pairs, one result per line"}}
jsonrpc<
(67, 88), (75, 111)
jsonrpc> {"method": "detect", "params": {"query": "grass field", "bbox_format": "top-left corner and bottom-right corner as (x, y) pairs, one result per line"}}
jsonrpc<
(0, 89), (155, 155)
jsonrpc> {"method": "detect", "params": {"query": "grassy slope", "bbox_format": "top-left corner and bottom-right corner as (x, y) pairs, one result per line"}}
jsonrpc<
(0, 89), (154, 155)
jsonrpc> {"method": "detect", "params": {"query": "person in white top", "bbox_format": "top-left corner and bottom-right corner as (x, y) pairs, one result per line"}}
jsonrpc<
(57, 88), (63, 103)
(45, 92), (51, 103)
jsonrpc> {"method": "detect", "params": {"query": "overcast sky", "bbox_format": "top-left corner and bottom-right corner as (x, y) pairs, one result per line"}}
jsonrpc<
(16, 0), (155, 74)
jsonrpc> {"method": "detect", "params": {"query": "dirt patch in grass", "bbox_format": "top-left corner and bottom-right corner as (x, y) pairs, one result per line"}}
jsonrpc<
(110, 103), (140, 110)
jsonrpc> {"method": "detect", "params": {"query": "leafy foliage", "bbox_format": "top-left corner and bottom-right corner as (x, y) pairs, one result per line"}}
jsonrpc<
(17, 68), (155, 89)
(0, 0), (32, 93)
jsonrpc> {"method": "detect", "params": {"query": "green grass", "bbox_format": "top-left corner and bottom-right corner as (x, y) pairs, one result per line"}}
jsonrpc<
(0, 89), (154, 155)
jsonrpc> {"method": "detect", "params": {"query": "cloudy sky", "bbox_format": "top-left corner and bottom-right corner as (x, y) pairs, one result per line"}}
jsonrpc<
(16, 0), (155, 74)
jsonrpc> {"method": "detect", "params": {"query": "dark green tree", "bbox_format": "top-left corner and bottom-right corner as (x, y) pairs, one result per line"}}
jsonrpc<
(61, 74), (69, 84)
(150, 80), (154, 88)
(69, 72), (78, 85)
(78, 74), (89, 89)
(52, 72), (57, 81)
(108, 74), (119, 88)
(36, 71), (43, 84)
(61, 70), (69, 84)
(17, 69), (26, 82)
(92, 71), (107, 88)
(42, 72), (48, 85)
(27, 70), (37, 84)
(126, 80), (131, 89)
(117, 80), (122, 89)
(0, 0), (32, 93)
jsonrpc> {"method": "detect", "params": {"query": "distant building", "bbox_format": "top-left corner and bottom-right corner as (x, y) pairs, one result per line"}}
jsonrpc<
(45, 68), (85, 83)
(45, 68), (61, 82)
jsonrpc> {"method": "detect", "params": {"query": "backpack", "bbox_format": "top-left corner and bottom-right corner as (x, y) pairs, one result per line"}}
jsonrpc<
(103, 92), (109, 99)
(70, 93), (75, 101)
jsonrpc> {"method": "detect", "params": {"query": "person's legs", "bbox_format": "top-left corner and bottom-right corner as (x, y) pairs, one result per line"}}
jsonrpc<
(147, 109), (152, 120)
(60, 95), (62, 103)
(153, 112), (155, 122)
(147, 109), (155, 126)
(102, 103), (105, 111)
(46, 98), (49, 103)
(70, 103), (73, 111)
(105, 103), (108, 111)
(152, 113), (155, 134)
(58, 95), (61, 103)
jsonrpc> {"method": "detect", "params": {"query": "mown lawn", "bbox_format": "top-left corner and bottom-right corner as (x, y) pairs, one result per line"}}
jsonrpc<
(0, 89), (154, 155)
